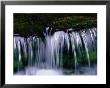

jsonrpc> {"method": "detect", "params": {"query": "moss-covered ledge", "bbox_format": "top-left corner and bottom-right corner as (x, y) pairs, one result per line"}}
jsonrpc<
(14, 13), (97, 36)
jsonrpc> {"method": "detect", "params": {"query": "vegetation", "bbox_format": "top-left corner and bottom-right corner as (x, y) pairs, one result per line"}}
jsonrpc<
(14, 13), (97, 36)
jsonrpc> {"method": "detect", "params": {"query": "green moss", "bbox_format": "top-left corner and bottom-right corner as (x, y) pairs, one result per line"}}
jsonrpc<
(53, 16), (96, 29)
(13, 47), (28, 73)
(61, 49), (97, 68)
(89, 51), (97, 62)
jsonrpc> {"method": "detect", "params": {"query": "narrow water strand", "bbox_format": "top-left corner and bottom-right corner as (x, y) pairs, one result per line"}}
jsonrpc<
(80, 31), (91, 68)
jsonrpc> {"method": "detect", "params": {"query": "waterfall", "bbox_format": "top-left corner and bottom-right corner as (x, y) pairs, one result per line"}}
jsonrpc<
(14, 27), (97, 75)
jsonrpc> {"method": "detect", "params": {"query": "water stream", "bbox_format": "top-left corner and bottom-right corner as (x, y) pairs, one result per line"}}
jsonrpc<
(14, 27), (97, 75)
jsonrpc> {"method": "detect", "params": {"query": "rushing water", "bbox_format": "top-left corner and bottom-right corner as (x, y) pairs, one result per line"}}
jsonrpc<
(14, 27), (97, 75)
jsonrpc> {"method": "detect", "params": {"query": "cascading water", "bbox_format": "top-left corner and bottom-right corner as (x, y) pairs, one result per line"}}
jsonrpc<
(14, 27), (97, 75)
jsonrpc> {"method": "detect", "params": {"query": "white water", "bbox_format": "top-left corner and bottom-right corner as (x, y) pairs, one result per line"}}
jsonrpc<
(14, 27), (97, 75)
(25, 68), (62, 75)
